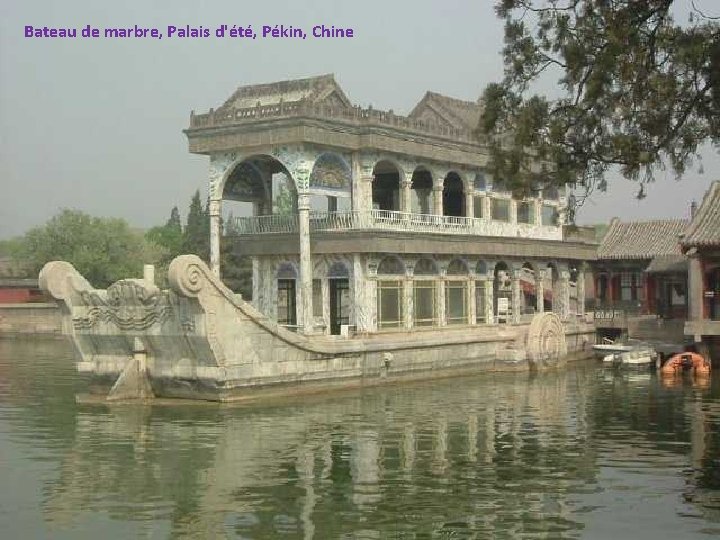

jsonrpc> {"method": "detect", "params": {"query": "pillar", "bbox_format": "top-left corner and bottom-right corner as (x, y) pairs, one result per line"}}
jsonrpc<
(558, 269), (571, 320)
(251, 257), (260, 307)
(688, 254), (704, 322)
(485, 280), (494, 324)
(437, 277), (447, 326)
(509, 199), (518, 224)
(298, 194), (313, 334)
(469, 279), (477, 324)
(465, 185), (474, 218)
(352, 255), (370, 333)
(404, 278), (413, 329)
(209, 199), (222, 278)
(536, 269), (545, 314)
(577, 269), (586, 318)
(402, 177), (412, 214)
(511, 269), (522, 323)
(433, 185), (443, 216)
(484, 196), (492, 220)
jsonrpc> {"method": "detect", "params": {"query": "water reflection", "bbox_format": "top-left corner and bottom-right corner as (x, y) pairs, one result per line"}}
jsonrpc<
(0, 338), (719, 539)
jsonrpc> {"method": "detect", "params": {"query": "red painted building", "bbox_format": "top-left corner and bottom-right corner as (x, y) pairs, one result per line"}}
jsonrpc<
(0, 278), (46, 303)
(592, 218), (689, 342)
(683, 181), (720, 361)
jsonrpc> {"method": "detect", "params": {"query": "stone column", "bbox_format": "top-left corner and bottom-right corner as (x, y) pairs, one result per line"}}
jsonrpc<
(321, 278), (330, 334)
(558, 269), (571, 320)
(535, 269), (545, 314)
(511, 268), (522, 323)
(352, 254), (370, 333)
(402, 178), (412, 213)
(484, 196), (492, 220)
(404, 278), (413, 329)
(251, 257), (260, 307)
(433, 185), (443, 216)
(577, 270), (586, 318)
(465, 186), (474, 218)
(298, 194), (313, 334)
(485, 279), (494, 324)
(437, 278), (447, 326)
(509, 199), (518, 224)
(209, 198), (222, 278)
(688, 254), (704, 322)
(468, 279), (477, 324)
(351, 152), (365, 212)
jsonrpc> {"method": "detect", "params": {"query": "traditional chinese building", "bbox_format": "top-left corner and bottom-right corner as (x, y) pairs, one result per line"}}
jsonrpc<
(183, 74), (596, 336)
(683, 181), (720, 361)
(592, 218), (689, 342)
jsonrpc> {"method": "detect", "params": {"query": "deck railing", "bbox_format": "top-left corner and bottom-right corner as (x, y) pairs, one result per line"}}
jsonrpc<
(232, 210), (562, 240)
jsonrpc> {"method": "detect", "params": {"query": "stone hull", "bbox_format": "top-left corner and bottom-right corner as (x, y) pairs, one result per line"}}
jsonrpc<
(40, 256), (594, 403)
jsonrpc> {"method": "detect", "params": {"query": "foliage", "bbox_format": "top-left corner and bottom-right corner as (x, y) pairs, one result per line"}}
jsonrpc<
(182, 190), (209, 260)
(273, 183), (296, 215)
(145, 206), (183, 261)
(13, 209), (166, 287)
(479, 0), (720, 207)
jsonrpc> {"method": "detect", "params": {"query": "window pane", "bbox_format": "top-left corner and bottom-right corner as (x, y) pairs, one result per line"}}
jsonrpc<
(491, 199), (510, 221)
(312, 279), (323, 318)
(475, 281), (486, 323)
(473, 196), (484, 218)
(446, 282), (467, 324)
(378, 280), (403, 328)
(517, 201), (534, 224)
(413, 282), (436, 326)
(541, 205), (557, 226)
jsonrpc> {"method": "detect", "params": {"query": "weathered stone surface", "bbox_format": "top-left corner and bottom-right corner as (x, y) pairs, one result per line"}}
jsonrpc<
(41, 256), (594, 402)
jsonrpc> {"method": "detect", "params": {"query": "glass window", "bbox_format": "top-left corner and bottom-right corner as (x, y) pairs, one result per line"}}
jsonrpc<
(517, 201), (535, 224)
(473, 196), (484, 218)
(541, 204), (557, 226)
(474, 172), (486, 191)
(413, 281), (436, 326)
(378, 280), (403, 328)
(377, 256), (405, 275)
(620, 272), (643, 302)
(312, 279), (323, 318)
(475, 281), (487, 323)
(491, 198), (510, 222)
(277, 279), (297, 328)
(446, 281), (468, 325)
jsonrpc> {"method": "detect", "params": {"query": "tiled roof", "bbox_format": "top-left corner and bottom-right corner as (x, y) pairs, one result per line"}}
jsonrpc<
(597, 218), (688, 260)
(218, 74), (352, 111)
(408, 91), (482, 130)
(645, 255), (687, 273)
(681, 181), (720, 248)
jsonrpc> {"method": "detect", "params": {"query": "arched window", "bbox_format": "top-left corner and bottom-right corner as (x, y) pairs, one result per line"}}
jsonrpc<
(446, 259), (469, 325)
(276, 262), (297, 328)
(328, 261), (350, 279)
(372, 161), (401, 212)
(411, 168), (433, 214)
(377, 256), (405, 329)
(413, 258), (438, 326)
(443, 172), (465, 217)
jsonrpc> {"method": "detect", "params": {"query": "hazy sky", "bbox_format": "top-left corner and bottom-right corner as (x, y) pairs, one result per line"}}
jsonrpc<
(1, 0), (717, 239)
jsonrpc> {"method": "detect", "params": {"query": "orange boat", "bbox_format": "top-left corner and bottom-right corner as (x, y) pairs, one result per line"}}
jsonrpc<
(659, 352), (711, 377)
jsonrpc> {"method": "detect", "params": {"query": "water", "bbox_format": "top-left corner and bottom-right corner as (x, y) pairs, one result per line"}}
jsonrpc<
(0, 338), (719, 539)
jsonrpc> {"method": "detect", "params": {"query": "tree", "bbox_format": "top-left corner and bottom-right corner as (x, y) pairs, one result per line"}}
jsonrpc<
(182, 190), (209, 260)
(479, 0), (720, 208)
(145, 206), (183, 260)
(13, 209), (166, 287)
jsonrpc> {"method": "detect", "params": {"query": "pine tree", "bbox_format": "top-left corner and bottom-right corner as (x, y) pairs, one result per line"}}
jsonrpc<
(182, 190), (209, 261)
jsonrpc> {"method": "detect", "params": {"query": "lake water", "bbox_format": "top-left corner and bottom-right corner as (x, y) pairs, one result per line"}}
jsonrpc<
(0, 337), (719, 539)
